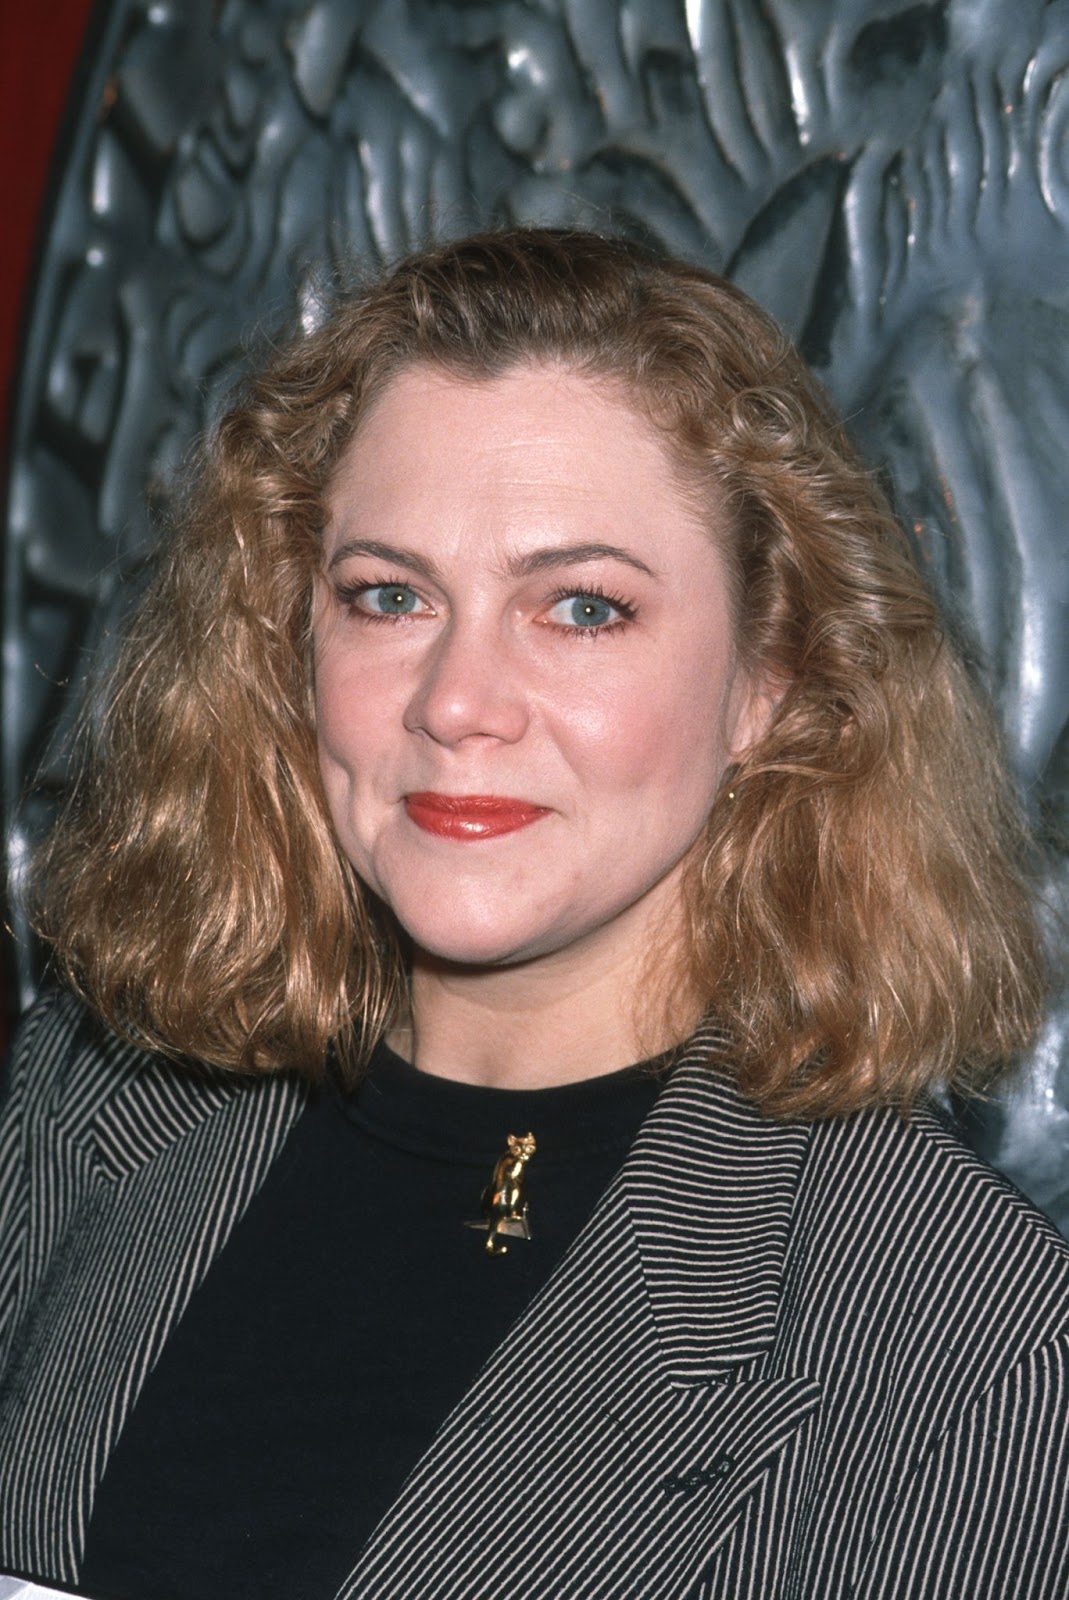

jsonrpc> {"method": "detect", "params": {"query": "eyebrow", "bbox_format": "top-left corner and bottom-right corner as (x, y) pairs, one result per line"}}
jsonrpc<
(504, 542), (658, 579)
(327, 539), (444, 582)
(328, 538), (658, 581)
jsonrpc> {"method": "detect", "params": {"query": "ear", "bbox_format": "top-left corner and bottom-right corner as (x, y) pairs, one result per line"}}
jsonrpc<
(725, 670), (783, 761)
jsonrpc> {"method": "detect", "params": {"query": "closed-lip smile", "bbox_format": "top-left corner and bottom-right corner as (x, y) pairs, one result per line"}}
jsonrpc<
(404, 792), (552, 840)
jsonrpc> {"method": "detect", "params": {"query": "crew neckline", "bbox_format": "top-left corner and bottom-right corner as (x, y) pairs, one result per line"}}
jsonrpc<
(339, 1039), (668, 1167)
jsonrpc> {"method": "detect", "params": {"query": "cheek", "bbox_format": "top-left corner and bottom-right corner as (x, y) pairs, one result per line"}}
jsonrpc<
(312, 658), (388, 886)
(560, 645), (733, 795)
(313, 649), (381, 802)
(314, 631), (398, 756)
(313, 661), (351, 766)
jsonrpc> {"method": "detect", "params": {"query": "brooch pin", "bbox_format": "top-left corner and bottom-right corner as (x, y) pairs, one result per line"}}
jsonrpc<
(465, 1131), (537, 1255)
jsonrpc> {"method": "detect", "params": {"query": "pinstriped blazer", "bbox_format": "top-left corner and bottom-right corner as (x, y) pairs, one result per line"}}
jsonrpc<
(1, 991), (1068, 1598)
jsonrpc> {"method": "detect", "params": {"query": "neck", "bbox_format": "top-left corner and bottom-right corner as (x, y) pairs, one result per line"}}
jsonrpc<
(391, 926), (697, 1090)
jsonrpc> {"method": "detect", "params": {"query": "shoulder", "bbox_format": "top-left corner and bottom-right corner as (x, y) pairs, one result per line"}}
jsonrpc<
(1, 988), (302, 1176)
(639, 1042), (1069, 1593)
(780, 1093), (1069, 1391)
(667, 1045), (1068, 1283)
(790, 1104), (1069, 1586)
(640, 1032), (1069, 1280)
(648, 1042), (1069, 1375)
(4, 987), (140, 1117)
(801, 1092), (1068, 1268)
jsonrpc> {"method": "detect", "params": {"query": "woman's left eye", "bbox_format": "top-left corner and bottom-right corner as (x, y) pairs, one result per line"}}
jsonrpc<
(544, 591), (634, 634)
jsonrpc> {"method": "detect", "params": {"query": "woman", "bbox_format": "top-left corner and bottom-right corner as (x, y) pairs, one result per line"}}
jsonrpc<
(1, 229), (1066, 1598)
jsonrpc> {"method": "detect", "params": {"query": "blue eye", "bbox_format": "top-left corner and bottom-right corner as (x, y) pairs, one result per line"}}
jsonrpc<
(357, 583), (424, 616)
(545, 590), (632, 633)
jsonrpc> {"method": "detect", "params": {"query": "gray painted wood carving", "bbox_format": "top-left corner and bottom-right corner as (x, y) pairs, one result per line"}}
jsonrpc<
(4, 0), (1068, 1227)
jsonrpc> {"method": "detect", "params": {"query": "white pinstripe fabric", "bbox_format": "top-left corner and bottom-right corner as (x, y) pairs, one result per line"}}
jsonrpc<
(0, 996), (307, 1579)
(1, 991), (1067, 1597)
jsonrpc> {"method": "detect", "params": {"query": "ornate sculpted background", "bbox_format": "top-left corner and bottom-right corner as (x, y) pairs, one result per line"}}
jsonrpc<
(4, 0), (1068, 1227)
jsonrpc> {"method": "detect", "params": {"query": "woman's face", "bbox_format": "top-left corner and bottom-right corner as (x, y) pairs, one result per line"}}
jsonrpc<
(315, 364), (764, 976)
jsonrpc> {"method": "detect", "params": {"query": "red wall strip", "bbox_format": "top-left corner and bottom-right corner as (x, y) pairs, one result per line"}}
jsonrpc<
(1, 1), (97, 1051)
(1, 0), (98, 461)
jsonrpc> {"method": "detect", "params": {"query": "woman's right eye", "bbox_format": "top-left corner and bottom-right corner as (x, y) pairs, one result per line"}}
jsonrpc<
(340, 582), (430, 619)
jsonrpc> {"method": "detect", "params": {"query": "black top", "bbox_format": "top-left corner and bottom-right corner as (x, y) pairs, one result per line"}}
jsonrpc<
(79, 1041), (664, 1600)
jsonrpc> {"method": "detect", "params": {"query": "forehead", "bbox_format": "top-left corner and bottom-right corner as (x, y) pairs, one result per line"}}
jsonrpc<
(325, 363), (719, 560)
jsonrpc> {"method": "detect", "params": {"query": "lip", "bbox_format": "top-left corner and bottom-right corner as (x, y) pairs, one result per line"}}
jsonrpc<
(404, 792), (552, 841)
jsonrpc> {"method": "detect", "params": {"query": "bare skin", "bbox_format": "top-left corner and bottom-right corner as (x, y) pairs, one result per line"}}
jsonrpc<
(315, 364), (770, 1088)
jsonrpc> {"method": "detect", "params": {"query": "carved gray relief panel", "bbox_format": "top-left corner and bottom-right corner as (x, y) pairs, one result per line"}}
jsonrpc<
(4, 0), (1069, 1228)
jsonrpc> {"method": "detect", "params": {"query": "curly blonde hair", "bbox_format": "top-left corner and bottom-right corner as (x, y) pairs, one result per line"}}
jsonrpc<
(29, 229), (1044, 1114)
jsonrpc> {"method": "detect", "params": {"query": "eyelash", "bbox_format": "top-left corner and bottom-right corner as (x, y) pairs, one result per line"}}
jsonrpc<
(333, 575), (426, 624)
(543, 583), (636, 640)
(332, 576), (638, 638)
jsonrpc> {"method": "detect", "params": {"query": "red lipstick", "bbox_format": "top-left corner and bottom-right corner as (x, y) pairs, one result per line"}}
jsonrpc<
(404, 793), (551, 840)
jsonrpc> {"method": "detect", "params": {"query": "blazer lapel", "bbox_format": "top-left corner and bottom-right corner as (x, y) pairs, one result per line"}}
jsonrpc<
(624, 1025), (814, 1378)
(340, 1025), (822, 1600)
(0, 1005), (309, 1583)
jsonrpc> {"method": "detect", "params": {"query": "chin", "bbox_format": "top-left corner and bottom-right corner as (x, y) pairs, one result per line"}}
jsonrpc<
(389, 896), (570, 969)
(405, 924), (546, 970)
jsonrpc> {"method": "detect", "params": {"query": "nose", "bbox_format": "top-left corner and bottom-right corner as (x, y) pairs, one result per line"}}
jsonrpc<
(403, 619), (530, 747)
